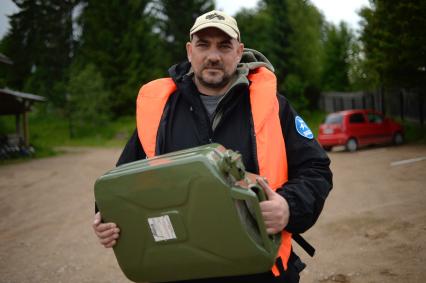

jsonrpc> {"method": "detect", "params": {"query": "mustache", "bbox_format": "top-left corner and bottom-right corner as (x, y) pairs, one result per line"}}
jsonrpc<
(202, 61), (224, 70)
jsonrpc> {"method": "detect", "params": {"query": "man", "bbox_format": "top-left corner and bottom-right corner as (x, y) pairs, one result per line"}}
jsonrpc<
(93, 10), (332, 283)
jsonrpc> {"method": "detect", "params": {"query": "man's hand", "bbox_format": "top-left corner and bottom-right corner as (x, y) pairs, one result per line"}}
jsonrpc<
(257, 177), (290, 234)
(93, 212), (120, 248)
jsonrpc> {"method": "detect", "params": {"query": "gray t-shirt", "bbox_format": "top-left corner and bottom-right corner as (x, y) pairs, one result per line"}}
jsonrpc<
(199, 94), (224, 121)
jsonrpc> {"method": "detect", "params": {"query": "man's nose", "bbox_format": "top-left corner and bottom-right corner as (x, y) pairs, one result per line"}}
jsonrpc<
(206, 49), (221, 62)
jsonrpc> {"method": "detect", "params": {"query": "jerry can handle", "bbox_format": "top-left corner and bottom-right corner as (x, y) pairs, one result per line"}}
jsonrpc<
(249, 184), (267, 202)
(249, 183), (282, 244)
(251, 178), (283, 250)
(229, 187), (275, 253)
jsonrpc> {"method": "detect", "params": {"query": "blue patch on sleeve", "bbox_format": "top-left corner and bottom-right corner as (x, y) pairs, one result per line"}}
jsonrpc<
(295, 116), (314, 139)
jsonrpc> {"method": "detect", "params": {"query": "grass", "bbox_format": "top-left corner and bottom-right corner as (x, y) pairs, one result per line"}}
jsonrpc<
(302, 110), (327, 138)
(401, 121), (426, 144)
(1, 109), (326, 162)
(1, 108), (425, 163)
(30, 115), (135, 148)
(0, 113), (135, 160)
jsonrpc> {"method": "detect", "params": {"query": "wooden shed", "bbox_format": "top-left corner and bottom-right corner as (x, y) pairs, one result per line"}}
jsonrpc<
(0, 88), (46, 147)
(0, 53), (13, 65)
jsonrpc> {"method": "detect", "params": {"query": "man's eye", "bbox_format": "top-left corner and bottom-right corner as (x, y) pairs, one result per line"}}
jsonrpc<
(220, 44), (232, 49)
(197, 43), (208, 47)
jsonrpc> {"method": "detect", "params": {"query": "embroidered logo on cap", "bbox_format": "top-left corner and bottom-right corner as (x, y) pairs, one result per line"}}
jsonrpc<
(206, 13), (225, 20)
(295, 116), (314, 139)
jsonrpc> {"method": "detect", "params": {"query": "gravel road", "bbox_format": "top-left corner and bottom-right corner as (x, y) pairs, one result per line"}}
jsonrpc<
(0, 145), (425, 283)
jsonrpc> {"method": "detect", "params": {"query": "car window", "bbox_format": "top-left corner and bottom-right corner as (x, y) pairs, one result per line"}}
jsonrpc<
(349, 113), (366, 124)
(368, 113), (383, 124)
(324, 114), (343, 125)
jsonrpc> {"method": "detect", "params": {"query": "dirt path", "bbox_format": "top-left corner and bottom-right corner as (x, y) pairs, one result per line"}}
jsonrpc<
(0, 145), (425, 282)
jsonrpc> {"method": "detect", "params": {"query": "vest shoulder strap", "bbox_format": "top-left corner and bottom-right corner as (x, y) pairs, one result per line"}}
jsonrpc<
(248, 67), (292, 275)
(248, 67), (288, 190)
(136, 70), (293, 276)
(136, 78), (176, 157)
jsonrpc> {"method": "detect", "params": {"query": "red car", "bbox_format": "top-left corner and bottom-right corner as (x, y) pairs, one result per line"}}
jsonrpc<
(318, 109), (404, 152)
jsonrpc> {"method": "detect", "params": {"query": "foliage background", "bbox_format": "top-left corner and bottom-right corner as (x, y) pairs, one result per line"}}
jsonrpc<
(0, 0), (425, 155)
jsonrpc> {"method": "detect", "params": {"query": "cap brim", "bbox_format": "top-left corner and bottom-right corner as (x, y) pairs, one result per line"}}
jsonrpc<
(190, 23), (239, 40)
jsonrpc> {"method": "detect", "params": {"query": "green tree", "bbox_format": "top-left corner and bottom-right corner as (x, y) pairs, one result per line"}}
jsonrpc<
(359, 0), (426, 89)
(237, 1), (324, 110)
(149, 0), (214, 63)
(0, 0), (78, 106)
(262, 0), (292, 88)
(285, 0), (324, 109)
(235, 5), (273, 63)
(76, 0), (161, 116)
(66, 63), (110, 137)
(321, 22), (354, 91)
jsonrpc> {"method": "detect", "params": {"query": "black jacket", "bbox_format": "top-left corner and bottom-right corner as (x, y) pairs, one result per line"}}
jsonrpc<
(116, 61), (332, 282)
(118, 61), (332, 234)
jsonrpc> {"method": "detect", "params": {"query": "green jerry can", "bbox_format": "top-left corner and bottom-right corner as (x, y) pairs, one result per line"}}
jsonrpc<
(94, 144), (281, 282)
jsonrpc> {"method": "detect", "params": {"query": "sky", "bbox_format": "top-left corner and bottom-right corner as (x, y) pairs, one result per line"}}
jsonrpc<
(0, 0), (370, 40)
(0, 0), (19, 39)
(215, 0), (370, 30)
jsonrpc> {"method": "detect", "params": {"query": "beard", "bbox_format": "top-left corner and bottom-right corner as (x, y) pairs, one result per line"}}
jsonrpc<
(195, 61), (234, 89)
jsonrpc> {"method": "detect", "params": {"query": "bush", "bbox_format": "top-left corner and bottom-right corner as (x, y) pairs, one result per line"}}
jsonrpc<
(66, 64), (111, 137)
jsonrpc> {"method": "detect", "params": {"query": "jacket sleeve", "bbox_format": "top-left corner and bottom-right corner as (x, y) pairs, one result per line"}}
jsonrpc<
(276, 95), (333, 234)
(116, 129), (147, 166)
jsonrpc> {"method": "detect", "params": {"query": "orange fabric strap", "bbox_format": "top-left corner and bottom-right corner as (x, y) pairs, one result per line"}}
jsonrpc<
(136, 68), (292, 275)
(248, 67), (291, 275)
(136, 78), (176, 158)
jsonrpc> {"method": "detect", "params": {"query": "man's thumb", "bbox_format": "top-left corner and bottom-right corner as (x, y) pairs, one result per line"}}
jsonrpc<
(257, 177), (275, 198)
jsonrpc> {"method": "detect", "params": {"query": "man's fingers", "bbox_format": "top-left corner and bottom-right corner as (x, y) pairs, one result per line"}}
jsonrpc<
(92, 212), (119, 248)
(100, 233), (119, 245)
(260, 197), (289, 233)
(104, 240), (117, 248)
(259, 200), (280, 213)
(97, 227), (120, 238)
(94, 222), (117, 233)
(259, 204), (275, 216)
(259, 200), (272, 209)
(264, 219), (283, 235)
(262, 212), (279, 222)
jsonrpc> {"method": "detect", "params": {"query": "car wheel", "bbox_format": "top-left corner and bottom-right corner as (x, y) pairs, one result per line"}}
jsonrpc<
(346, 138), (358, 152)
(393, 132), (404, 145)
(323, 146), (332, 152)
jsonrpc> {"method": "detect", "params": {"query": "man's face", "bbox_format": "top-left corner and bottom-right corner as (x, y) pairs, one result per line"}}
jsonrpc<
(186, 28), (244, 90)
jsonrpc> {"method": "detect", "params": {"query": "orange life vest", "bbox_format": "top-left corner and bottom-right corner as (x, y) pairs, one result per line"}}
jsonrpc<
(136, 67), (292, 276)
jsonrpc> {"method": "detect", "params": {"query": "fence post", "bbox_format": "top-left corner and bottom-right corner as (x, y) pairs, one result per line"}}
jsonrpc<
(381, 85), (386, 114)
(419, 91), (424, 127)
(400, 89), (404, 121)
(322, 95), (327, 112)
(333, 97), (337, 112)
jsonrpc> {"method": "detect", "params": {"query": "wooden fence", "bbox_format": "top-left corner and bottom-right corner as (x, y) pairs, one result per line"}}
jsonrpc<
(319, 89), (425, 125)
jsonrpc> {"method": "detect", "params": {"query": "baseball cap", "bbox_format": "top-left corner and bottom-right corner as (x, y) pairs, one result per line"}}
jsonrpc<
(190, 10), (240, 41)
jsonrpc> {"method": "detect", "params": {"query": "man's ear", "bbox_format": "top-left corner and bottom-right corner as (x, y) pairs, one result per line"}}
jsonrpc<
(186, 42), (192, 62)
(237, 42), (244, 62)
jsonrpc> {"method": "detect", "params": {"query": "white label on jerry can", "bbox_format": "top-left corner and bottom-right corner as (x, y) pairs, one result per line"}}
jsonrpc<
(148, 215), (177, 242)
